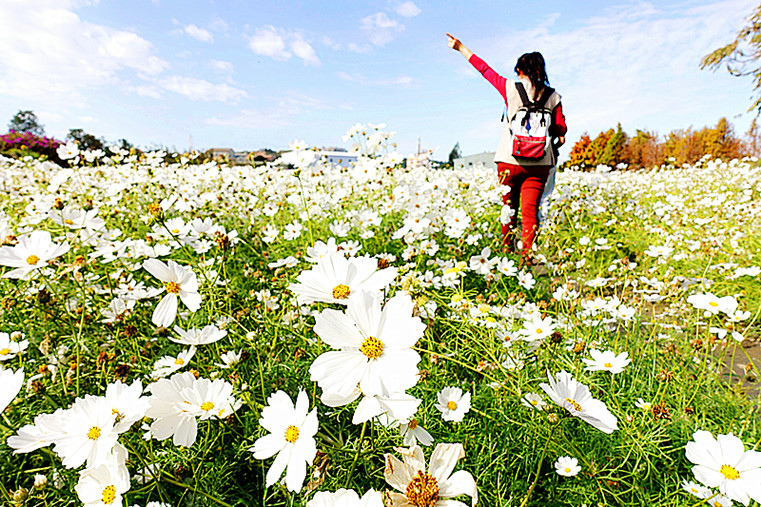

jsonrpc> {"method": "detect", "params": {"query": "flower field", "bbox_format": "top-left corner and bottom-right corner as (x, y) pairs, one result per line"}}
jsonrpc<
(0, 125), (760, 506)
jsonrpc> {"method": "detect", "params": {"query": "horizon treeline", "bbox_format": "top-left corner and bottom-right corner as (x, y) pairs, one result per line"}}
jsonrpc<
(562, 117), (759, 170)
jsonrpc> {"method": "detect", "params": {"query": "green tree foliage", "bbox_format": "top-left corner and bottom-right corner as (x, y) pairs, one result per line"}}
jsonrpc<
(66, 128), (105, 151)
(701, 3), (761, 113)
(599, 123), (628, 167)
(584, 129), (613, 166)
(8, 110), (44, 136)
(448, 142), (461, 166)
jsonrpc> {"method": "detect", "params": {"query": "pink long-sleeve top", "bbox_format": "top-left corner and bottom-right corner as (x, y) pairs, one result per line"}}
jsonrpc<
(469, 54), (567, 138)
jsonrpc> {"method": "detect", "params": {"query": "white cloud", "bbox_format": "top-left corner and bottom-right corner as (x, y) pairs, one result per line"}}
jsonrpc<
(478, 0), (755, 137)
(158, 76), (247, 102)
(210, 59), (234, 73)
(360, 12), (403, 45)
(184, 24), (213, 43)
(248, 25), (320, 65)
(396, 1), (421, 18)
(0, 0), (167, 104)
(134, 85), (163, 98)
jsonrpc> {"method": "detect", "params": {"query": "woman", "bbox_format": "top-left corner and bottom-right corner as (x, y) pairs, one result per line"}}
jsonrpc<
(447, 33), (567, 262)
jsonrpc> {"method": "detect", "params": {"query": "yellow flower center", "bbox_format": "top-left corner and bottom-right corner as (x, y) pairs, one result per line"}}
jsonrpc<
(332, 284), (351, 299)
(165, 281), (180, 293)
(174, 358), (185, 365)
(720, 464), (740, 480)
(64, 219), (74, 225)
(285, 425), (299, 443)
(0, 348), (9, 356)
(408, 418), (419, 430)
(564, 467), (571, 473)
(565, 397), (582, 412)
(87, 426), (101, 440)
(604, 362), (612, 368)
(201, 401), (214, 411)
(101, 485), (116, 504)
(536, 328), (543, 334)
(406, 470), (439, 507)
(447, 401), (458, 410)
(26, 255), (40, 265)
(360, 336), (384, 359)
(709, 301), (719, 307)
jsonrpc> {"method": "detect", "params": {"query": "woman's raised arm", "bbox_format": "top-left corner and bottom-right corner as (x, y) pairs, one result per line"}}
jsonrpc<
(447, 33), (473, 60)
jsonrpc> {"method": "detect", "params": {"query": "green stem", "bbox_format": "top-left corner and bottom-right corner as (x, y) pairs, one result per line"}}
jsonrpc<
(519, 423), (557, 507)
(160, 475), (233, 507)
(344, 421), (367, 488)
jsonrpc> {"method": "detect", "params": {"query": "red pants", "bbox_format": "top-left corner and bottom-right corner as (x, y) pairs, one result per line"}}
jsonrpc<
(497, 162), (552, 252)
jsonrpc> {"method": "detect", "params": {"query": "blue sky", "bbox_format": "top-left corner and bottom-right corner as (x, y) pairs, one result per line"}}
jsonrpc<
(0, 0), (756, 158)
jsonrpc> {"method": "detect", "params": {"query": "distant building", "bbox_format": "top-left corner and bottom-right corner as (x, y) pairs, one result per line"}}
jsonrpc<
(454, 151), (496, 171)
(210, 148), (234, 161)
(318, 150), (357, 167)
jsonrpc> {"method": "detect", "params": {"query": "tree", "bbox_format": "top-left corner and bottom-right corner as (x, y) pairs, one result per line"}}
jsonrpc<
(566, 133), (591, 168)
(701, 3), (761, 114)
(8, 110), (44, 136)
(448, 142), (461, 166)
(66, 128), (104, 151)
(599, 123), (628, 167)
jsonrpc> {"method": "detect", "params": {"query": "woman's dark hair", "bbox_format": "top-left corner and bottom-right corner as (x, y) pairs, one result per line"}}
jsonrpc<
(515, 52), (549, 92)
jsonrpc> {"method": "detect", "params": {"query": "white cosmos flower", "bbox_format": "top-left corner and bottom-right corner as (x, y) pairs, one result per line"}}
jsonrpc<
(143, 259), (202, 327)
(681, 479), (712, 499)
(104, 380), (150, 433)
(384, 444), (478, 507)
(170, 324), (227, 346)
(434, 387), (471, 422)
(54, 396), (119, 469)
(7, 409), (67, 454)
(74, 443), (130, 507)
(0, 366), (24, 414)
(307, 489), (384, 507)
(145, 372), (199, 447)
(521, 392), (547, 411)
(539, 370), (618, 434)
(180, 377), (240, 420)
(685, 430), (761, 505)
(289, 252), (398, 305)
(0, 230), (70, 279)
(250, 390), (318, 492)
(0, 332), (29, 361)
(518, 315), (556, 343)
(687, 293), (738, 317)
(400, 418), (434, 447)
(321, 387), (421, 425)
(554, 456), (581, 477)
(309, 292), (424, 398)
(582, 349), (631, 374)
(151, 347), (196, 378)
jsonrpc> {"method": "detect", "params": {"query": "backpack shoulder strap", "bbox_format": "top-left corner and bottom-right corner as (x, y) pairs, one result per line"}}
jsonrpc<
(514, 82), (531, 107)
(536, 87), (556, 108)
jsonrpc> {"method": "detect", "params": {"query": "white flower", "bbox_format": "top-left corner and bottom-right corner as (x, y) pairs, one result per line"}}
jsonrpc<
(289, 252), (398, 305)
(0, 366), (24, 414)
(685, 430), (761, 505)
(519, 315), (556, 343)
(321, 388), (421, 425)
(145, 372), (199, 447)
(517, 270), (536, 290)
(54, 396), (119, 469)
(687, 293), (738, 317)
(309, 292), (424, 398)
(400, 418), (434, 447)
(521, 393), (546, 411)
(307, 489), (384, 507)
(496, 258), (518, 277)
(74, 444), (130, 507)
(57, 142), (80, 160)
(143, 259), (202, 327)
(469, 247), (497, 275)
(539, 370), (618, 434)
(170, 325), (227, 346)
(384, 444), (478, 507)
(0, 332), (29, 361)
(635, 398), (652, 411)
(215, 350), (242, 369)
(250, 390), (318, 492)
(554, 456), (581, 477)
(151, 347), (196, 378)
(582, 349), (631, 374)
(104, 380), (150, 433)
(0, 230), (70, 279)
(681, 479), (712, 499)
(434, 387), (471, 422)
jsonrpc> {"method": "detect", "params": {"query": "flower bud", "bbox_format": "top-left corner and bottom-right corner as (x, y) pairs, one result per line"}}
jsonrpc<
(33, 474), (47, 490)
